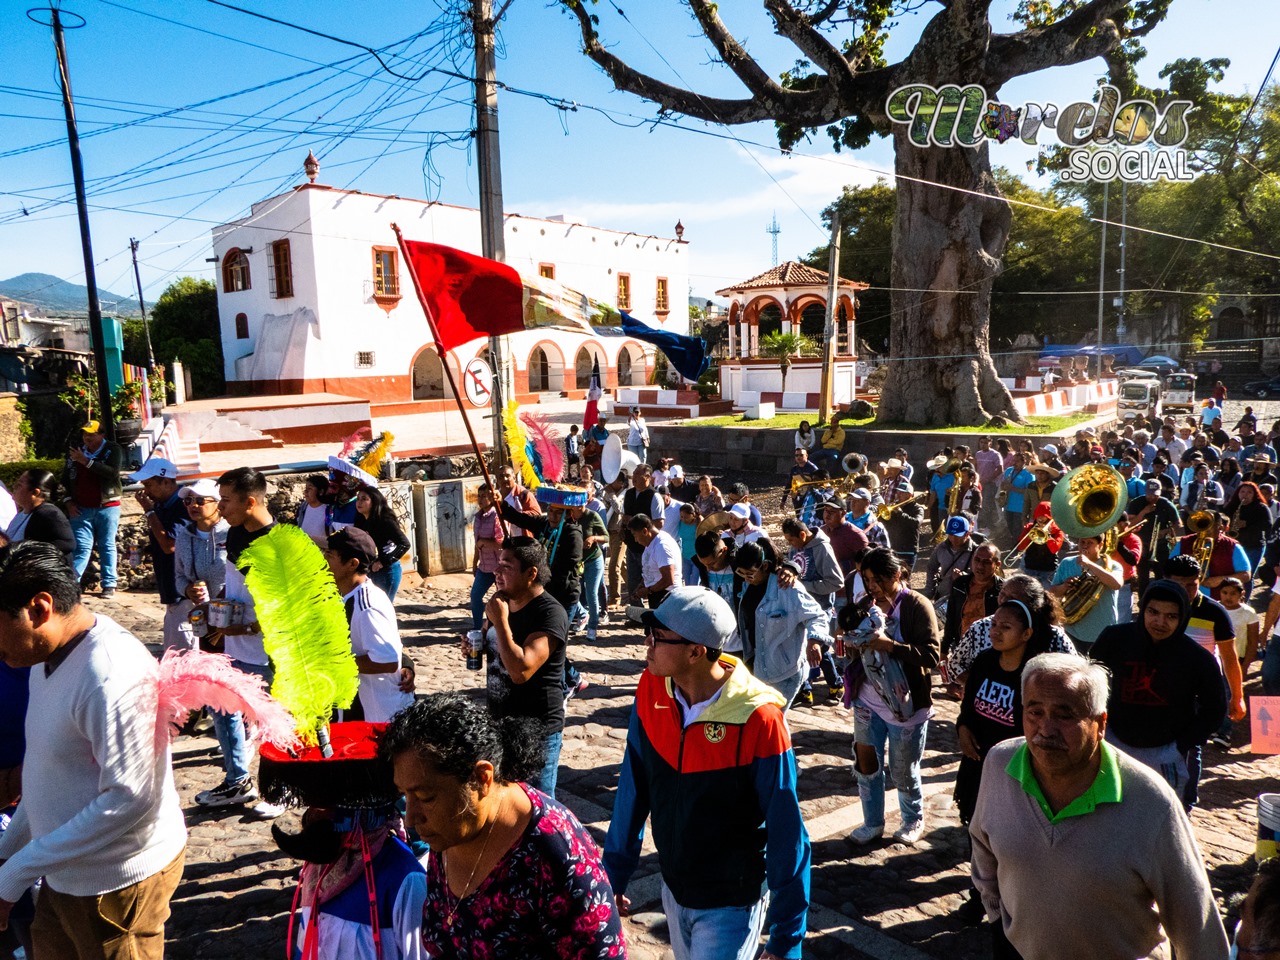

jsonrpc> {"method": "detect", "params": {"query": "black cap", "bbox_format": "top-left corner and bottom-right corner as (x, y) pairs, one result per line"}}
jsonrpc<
(327, 527), (378, 566)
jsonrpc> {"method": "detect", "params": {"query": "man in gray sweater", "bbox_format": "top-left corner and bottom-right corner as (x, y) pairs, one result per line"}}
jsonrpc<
(970, 652), (1227, 960)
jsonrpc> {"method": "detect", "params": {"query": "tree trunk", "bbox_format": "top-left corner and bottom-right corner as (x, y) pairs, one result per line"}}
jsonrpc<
(875, 132), (1021, 427)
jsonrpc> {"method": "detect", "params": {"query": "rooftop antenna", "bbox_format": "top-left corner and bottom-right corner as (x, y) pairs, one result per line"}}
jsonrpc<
(766, 212), (781, 267)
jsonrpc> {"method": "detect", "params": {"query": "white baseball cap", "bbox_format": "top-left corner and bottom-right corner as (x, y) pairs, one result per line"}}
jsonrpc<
(180, 478), (221, 501)
(130, 458), (178, 482)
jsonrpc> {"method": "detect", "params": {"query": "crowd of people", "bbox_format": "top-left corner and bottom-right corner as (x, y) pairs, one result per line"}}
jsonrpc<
(2, 404), (1280, 959)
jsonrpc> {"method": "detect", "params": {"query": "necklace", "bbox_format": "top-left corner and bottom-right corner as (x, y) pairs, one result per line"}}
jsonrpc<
(441, 790), (508, 929)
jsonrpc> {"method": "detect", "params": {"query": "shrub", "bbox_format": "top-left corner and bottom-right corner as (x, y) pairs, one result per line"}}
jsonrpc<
(0, 459), (65, 493)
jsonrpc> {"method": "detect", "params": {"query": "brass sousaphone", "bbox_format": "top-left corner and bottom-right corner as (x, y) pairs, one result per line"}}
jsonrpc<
(1049, 463), (1128, 624)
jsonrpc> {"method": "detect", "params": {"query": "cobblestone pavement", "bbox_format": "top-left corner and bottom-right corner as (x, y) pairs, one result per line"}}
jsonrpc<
(84, 400), (1280, 958)
(93, 578), (1275, 959)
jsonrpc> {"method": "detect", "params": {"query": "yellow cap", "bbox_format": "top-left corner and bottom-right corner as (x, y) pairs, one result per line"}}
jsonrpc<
(81, 420), (100, 433)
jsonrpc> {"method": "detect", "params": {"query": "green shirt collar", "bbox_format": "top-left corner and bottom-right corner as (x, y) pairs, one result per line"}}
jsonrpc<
(1006, 739), (1122, 823)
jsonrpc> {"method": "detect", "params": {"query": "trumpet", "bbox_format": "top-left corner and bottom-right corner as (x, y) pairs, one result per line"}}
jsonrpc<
(875, 491), (926, 521)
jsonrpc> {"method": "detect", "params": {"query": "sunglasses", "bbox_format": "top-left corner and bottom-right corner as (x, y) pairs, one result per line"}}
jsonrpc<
(185, 497), (217, 506)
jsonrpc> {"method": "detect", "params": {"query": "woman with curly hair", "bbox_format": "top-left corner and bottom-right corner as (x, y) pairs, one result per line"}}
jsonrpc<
(380, 694), (627, 959)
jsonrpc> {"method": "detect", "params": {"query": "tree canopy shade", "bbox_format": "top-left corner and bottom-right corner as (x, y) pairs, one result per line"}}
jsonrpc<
(560, 0), (1182, 425)
(124, 277), (225, 398)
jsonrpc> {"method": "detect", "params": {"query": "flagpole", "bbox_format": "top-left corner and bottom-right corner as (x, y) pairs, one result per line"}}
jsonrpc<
(392, 223), (496, 490)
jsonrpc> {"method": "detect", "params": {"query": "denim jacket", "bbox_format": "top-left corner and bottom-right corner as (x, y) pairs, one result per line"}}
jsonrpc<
(742, 574), (830, 686)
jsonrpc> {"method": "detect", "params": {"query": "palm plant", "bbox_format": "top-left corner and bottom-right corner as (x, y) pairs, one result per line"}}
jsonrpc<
(759, 330), (817, 395)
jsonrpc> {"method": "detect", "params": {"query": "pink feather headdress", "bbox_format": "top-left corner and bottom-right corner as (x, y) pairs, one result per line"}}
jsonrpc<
(155, 649), (300, 754)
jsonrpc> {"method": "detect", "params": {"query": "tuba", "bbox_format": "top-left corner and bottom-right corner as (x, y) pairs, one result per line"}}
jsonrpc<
(932, 458), (966, 543)
(1050, 464), (1128, 625)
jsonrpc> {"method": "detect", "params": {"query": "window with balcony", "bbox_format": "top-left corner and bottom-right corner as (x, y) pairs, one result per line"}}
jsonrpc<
(617, 272), (631, 311)
(372, 247), (400, 301)
(222, 248), (251, 292)
(269, 240), (293, 298)
(655, 276), (669, 314)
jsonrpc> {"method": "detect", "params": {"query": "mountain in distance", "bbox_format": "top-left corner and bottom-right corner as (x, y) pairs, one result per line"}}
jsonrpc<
(0, 273), (143, 316)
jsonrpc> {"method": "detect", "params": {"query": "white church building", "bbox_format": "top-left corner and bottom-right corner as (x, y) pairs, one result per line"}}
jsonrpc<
(210, 158), (688, 423)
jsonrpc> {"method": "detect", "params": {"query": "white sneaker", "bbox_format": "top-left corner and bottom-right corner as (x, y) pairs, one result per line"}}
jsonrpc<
(846, 823), (884, 844)
(894, 820), (925, 845)
(195, 777), (258, 807)
(245, 800), (286, 819)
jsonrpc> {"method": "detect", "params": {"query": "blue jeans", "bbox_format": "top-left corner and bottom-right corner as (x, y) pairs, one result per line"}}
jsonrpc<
(853, 706), (928, 828)
(628, 442), (648, 464)
(660, 880), (767, 960)
(1245, 546), (1264, 597)
(470, 570), (496, 630)
(212, 659), (273, 784)
(69, 504), (120, 588)
(532, 730), (563, 799)
(1263, 635), (1280, 696)
(813, 449), (841, 473)
(581, 553), (604, 632)
(371, 561), (402, 602)
(682, 558), (700, 587)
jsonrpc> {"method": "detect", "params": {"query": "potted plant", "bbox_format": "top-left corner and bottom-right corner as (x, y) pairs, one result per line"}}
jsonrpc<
(112, 381), (146, 445)
(147, 366), (173, 415)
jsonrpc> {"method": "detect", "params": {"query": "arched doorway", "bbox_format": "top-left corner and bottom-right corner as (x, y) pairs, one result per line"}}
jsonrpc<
(529, 346), (551, 392)
(574, 345), (601, 389)
(1217, 306), (1247, 342)
(411, 348), (448, 400)
(617, 343), (645, 386)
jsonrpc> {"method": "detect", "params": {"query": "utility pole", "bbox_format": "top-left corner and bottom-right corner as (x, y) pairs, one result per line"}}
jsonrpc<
(818, 212), (841, 424)
(130, 239), (155, 367)
(1115, 183), (1128, 341)
(473, 0), (510, 466)
(37, 6), (120, 437)
(1095, 182), (1109, 381)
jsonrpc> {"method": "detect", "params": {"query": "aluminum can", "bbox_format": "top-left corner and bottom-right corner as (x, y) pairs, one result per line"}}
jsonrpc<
(208, 600), (232, 628)
(188, 607), (208, 638)
(465, 630), (484, 671)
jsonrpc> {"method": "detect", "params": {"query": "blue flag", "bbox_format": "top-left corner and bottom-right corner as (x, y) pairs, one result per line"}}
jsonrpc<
(619, 312), (709, 383)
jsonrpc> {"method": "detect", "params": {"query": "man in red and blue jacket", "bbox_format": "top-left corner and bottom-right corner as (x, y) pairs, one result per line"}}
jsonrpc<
(605, 586), (811, 959)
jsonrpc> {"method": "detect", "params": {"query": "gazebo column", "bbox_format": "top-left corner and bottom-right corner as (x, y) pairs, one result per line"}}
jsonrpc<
(749, 323), (759, 356)
(845, 317), (855, 354)
(727, 319), (737, 358)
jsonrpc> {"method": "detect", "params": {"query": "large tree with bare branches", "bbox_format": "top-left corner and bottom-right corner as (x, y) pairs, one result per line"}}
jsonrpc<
(560, 0), (1176, 425)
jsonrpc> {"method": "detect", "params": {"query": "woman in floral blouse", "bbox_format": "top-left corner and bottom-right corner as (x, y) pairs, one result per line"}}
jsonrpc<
(379, 694), (627, 959)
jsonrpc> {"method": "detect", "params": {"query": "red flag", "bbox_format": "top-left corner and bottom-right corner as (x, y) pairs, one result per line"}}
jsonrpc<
(583, 356), (602, 431)
(399, 240), (523, 353)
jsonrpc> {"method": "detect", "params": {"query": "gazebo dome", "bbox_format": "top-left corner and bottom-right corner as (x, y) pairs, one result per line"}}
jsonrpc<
(715, 261), (869, 358)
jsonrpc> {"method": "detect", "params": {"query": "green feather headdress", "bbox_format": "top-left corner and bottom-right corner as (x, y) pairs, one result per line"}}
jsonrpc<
(241, 523), (359, 745)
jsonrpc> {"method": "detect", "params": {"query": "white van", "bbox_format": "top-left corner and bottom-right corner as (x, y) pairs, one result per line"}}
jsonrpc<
(1163, 372), (1197, 414)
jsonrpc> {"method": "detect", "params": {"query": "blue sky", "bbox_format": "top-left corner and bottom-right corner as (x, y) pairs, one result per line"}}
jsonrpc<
(0, 0), (1273, 307)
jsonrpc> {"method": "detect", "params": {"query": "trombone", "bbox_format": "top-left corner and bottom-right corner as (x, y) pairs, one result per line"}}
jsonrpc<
(789, 475), (832, 498)
(875, 491), (926, 521)
(1003, 519), (1050, 567)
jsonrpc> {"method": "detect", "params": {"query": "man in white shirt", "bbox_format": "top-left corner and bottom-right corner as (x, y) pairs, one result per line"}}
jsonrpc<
(325, 527), (414, 722)
(198, 466), (277, 810)
(727, 502), (765, 547)
(629, 515), (682, 608)
(0, 541), (186, 958)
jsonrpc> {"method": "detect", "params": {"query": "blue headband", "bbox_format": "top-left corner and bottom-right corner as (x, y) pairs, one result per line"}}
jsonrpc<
(1004, 598), (1033, 627)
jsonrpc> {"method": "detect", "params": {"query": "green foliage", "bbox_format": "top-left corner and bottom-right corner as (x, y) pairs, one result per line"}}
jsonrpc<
(695, 362), (719, 400)
(0, 459), (64, 492)
(149, 277), (224, 398)
(14, 399), (32, 458)
(759, 330), (817, 359)
(57, 371), (147, 422)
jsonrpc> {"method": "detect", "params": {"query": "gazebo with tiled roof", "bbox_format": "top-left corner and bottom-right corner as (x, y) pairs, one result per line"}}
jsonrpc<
(715, 261), (869, 358)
